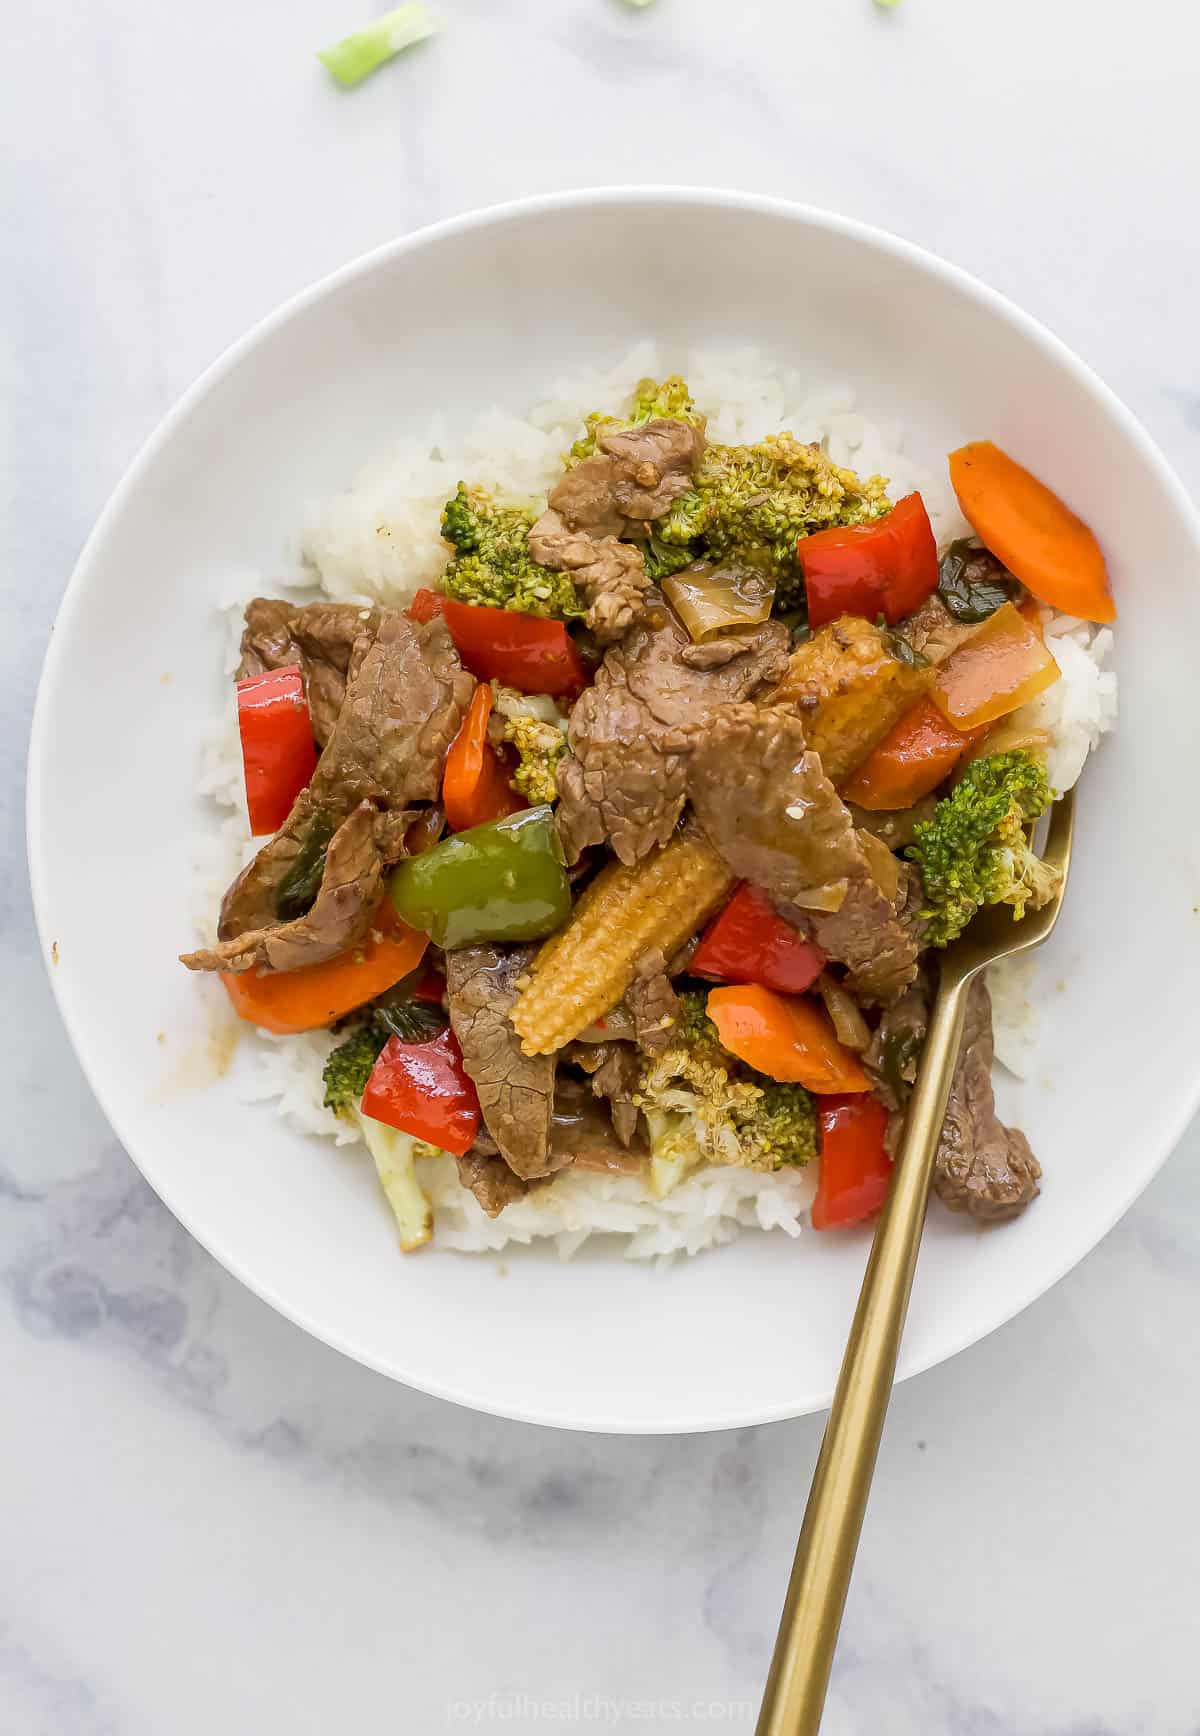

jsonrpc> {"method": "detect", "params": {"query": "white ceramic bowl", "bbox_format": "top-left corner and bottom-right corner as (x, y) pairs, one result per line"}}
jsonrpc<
(28, 190), (1200, 1433)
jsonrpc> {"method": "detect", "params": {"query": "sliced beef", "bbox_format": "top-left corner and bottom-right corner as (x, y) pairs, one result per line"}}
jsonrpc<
(805, 884), (919, 1007)
(185, 613), (473, 975)
(904, 594), (979, 667)
(894, 860), (929, 953)
(625, 948), (682, 1055)
(455, 1147), (536, 1217)
(683, 703), (918, 1004)
(181, 800), (382, 974)
(548, 418), (705, 539)
(556, 597), (789, 866)
(445, 945), (559, 1180)
(528, 509), (651, 644)
(238, 598), (381, 746)
(237, 597), (297, 674)
(582, 1042), (642, 1148)
(550, 1078), (648, 1175)
(863, 981), (930, 1112)
(847, 795), (939, 853)
(456, 1076), (650, 1212)
(933, 979), (1041, 1221)
(313, 611), (473, 813)
(596, 418), (706, 522)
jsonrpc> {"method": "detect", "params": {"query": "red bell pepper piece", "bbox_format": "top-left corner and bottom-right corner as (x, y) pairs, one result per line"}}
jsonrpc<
(410, 588), (589, 696)
(410, 963), (446, 1005)
(236, 666), (318, 836)
(442, 682), (525, 832)
(691, 884), (825, 995)
(442, 598), (588, 697)
(811, 1094), (893, 1230)
(360, 1027), (481, 1157)
(798, 493), (938, 629)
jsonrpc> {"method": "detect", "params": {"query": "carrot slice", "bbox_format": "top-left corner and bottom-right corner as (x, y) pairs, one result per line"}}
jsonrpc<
(706, 984), (871, 1094)
(949, 441), (1115, 624)
(221, 902), (428, 1034)
(842, 697), (987, 811)
(442, 683), (523, 833)
(930, 601), (1059, 730)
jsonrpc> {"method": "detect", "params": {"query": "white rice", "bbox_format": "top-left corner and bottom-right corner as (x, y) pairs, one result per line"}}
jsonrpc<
(200, 344), (1117, 1256)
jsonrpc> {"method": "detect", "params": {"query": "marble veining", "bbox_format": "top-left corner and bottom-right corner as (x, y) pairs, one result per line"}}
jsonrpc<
(4, 0), (1200, 1729)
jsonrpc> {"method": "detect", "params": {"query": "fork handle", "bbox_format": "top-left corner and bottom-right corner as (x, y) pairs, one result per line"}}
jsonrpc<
(756, 970), (975, 1736)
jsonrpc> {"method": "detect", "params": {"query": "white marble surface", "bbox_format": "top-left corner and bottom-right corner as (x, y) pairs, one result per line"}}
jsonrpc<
(5, 0), (1200, 1730)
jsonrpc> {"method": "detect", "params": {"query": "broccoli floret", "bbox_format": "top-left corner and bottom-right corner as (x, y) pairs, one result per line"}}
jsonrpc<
(741, 1082), (819, 1169)
(322, 997), (443, 1113)
(440, 484), (584, 619)
(322, 1024), (388, 1113)
(655, 435), (891, 605)
(637, 989), (817, 1175)
(642, 533), (697, 581)
(906, 751), (1060, 947)
(673, 988), (722, 1051)
(567, 374), (702, 464)
(643, 1106), (705, 1199)
(502, 712), (567, 805)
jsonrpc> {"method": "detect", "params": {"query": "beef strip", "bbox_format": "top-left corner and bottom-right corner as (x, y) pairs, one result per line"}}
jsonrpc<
(312, 611), (473, 812)
(904, 594), (979, 666)
(847, 796), (939, 853)
(184, 613), (473, 974)
(803, 884), (919, 1007)
(863, 981), (930, 1112)
(445, 945), (560, 1180)
(683, 703), (918, 1003)
(581, 1041), (642, 1147)
(556, 596), (789, 865)
(625, 948), (682, 1055)
(181, 800), (383, 973)
(454, 1075), (648, 1215)
(238, 598), (381, 746)
(874, 978), (1040, 1220)
(550, 1078), (648, 1174)
(527, 509), (651, 644)
(455, 1147), (537, 1217)
(548, 419), (705, 539)
(933, 979), (1041, 1220)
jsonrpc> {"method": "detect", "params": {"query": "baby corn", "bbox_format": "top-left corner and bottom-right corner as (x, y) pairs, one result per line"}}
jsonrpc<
(510, 833), (733, 1056)
(767, 615), (931, 785)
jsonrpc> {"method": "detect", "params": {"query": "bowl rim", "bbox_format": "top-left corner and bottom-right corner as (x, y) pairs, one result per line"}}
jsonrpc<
(26, 186), (1200, 1433)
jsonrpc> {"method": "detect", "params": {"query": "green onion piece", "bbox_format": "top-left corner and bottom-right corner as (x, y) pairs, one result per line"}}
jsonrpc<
(874, 0), (903, 8)
(318, 2), (437, 89)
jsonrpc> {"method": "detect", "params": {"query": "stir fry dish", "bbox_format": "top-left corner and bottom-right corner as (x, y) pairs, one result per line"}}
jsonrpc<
(182, 376), (1117, 1254)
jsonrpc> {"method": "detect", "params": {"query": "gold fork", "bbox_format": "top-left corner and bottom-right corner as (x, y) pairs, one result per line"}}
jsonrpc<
(756, 786), (1076, 1736)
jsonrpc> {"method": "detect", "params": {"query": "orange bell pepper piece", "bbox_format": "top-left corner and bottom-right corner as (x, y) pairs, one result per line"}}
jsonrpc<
(949, 441), (1115, 624)
(931, 601), (1059, 730)
(442, 683), (524, 833)
(706, 984), (871, 1094)
(842, 696), (988, 811)
(221, 902), (428, 1034)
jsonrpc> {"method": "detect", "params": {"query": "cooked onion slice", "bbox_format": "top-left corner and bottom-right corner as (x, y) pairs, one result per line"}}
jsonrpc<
(662, 558), (776, 642)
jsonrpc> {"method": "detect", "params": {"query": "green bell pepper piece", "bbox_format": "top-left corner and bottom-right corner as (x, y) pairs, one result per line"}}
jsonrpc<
(275, 810), (335, 922)
(387, 805), (571, 950)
